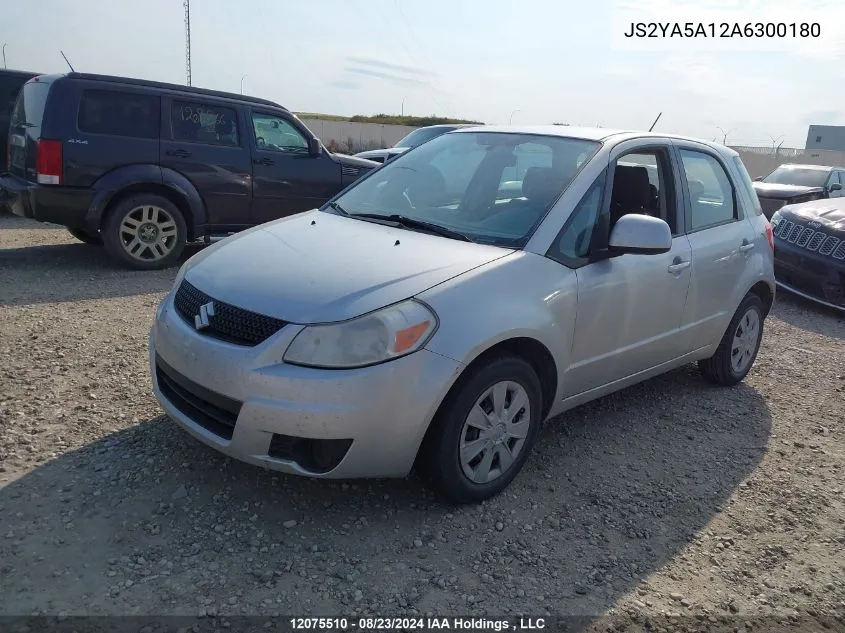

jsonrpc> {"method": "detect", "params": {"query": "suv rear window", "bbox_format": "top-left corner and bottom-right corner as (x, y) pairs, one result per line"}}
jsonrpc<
(11, 80), (51, 129)
(731, 155), (763, 216)
(78, 89), (160, 139)
(170, 100), (239, 147)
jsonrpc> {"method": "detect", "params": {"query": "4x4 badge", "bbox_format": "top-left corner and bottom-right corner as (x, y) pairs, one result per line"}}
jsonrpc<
(194, 302), (215, 330)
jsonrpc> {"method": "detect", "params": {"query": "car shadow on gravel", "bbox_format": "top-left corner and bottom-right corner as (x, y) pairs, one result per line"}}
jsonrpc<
(0, 363), (772, 622)
(0, 243), (204, 307)
(771, 292), (845, 339)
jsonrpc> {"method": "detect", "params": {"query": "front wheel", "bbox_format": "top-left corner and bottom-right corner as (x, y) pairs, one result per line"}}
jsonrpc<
(699, 293), (765, 386)
(102, 194), (187, 270)
(419, 355), (543, 504)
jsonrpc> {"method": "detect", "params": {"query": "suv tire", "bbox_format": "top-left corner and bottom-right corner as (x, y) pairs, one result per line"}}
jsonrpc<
(102, 194), (187, 270)
(419, 355), (543, 504)
(67, 228), (103, 245)
(699, 293), (765, 386)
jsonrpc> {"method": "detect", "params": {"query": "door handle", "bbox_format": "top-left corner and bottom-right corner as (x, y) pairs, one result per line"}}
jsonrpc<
(739, 240), (755, 253)
(166, 149), (191, 158)
(253, 158), (274, 166)
(667, 256), (691, 274)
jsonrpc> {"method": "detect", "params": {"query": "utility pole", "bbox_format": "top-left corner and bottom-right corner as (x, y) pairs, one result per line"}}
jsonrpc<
(401, 96), (406, 117)
(184, 0), (192, 86)
(240, 74), (247, 94)
(716, 126), (735, 145)
(509, 109), (520, 125)
(2, 43), (6, 69)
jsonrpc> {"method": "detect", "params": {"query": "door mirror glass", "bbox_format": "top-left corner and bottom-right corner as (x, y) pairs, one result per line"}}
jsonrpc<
(608, 214), (672, 255)
(309, 137), (322, 156)
(829, 182), (842, 192)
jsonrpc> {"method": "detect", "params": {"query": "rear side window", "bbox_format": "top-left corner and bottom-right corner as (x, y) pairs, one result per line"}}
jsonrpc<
(171, 100), (239, 147)
(731, 155), (763, 216)
(78, 89), (159, 139)
(0, 75), (29, 118)
(679, 149), (738, 231)
(11, 80), (51, 128)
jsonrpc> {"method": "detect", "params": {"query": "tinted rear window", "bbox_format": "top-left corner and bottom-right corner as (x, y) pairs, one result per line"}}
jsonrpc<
(78, 89), (160, 139)
(0, 75), (31, 119)
(10, 80), (51, 129)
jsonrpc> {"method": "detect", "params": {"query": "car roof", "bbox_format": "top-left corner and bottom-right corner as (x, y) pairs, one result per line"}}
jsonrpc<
(451, 125), (736, 152)
(43, 72), (288, 110)
(775, 163), (837, 171)
(0, 69), (40, 78)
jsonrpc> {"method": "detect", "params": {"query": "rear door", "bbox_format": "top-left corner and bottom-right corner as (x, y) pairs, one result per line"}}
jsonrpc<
(674, 142), (757, 348)
(160, 96), (252, 231)
(65, 83), (160, 186)
(247, 109), (340, 225)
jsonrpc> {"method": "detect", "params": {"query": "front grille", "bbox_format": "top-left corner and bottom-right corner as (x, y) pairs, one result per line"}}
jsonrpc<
(155, 355), (242, 440)
(173, 279), (287, 346)
(773, 219), (844, 262)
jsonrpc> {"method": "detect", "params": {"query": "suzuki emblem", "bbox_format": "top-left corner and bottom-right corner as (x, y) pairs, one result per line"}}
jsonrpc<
(194, 302), (215, 330)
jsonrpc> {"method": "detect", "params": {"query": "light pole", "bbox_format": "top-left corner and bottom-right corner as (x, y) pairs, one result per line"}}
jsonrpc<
(401, 96), (406, 117)
(240, 74), (247, 95)
(716, 126), (735, 145)
(509, 109), (520, 125)
(2, 43), (6, 69)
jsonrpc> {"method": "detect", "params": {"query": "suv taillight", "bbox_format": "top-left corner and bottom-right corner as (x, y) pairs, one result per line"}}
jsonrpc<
(35, 139), (63, 185)
(765, 219), (774, 251)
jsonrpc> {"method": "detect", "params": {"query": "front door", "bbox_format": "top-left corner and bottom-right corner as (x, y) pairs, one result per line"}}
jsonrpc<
(556, 140), (692, 397)
(248, 110), (340, 225)
(160, 97), (252, 231)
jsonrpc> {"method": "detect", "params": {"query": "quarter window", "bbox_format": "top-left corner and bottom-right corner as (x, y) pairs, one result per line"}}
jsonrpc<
(679, 149), (737, 231)
(78, 89), (160, 139)
(548, 169), (607, 266)
(251, 113), (309, 153)
(171, 100), (239, 146)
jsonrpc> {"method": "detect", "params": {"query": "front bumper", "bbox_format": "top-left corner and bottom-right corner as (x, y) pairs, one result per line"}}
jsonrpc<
(773, 238), (845, 312)
(149, 293), (464, 478)
(0, 172), (94, 229)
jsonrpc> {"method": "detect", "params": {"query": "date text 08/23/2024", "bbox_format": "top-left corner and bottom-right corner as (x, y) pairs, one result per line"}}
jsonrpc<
(623, 22), (820, 38)
(290, 617), (546, 631)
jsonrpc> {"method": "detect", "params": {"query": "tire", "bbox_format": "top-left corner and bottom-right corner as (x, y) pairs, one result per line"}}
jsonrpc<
(102, 194), (187, 270)
(698, 293), (765, 386)
(67, 227), (103, 245)
(419, 355), (543, 504)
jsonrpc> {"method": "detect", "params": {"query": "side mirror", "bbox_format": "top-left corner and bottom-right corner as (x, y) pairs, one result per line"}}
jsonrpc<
(309, 138), (322, 156)
(608, 214), (672, 255)
(829, 183), (842, 192)
(753, 176), (763, 181)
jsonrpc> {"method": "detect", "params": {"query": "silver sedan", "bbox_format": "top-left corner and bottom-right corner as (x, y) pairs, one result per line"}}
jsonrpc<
(149, 126), (776, 503)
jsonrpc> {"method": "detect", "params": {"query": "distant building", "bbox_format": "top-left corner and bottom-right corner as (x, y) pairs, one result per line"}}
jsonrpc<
(806, 125), (845, 151)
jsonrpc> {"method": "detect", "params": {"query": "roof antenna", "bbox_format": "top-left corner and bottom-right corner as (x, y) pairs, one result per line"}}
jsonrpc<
(60, 50), (75, 72)
(648, 112), (662, 132)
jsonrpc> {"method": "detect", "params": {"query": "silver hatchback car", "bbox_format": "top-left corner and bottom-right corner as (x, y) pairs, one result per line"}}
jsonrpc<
(149, 126), (776, 503)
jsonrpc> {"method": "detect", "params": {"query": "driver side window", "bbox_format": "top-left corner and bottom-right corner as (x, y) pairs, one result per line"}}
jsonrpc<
(251, 113), (309, 153)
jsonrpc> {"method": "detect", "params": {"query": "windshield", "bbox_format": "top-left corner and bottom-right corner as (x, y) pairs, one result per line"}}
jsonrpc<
(328, 131), (601, 248)
(394, 126), (455, 148)
(762, 166), (828, 187)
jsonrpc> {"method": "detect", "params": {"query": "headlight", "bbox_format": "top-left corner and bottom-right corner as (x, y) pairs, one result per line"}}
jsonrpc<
(283, 299), (438, 369)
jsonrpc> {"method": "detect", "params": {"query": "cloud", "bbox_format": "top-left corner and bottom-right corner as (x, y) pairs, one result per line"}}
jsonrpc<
(343, 67), (430, 87)
(344, 56), (435, 77)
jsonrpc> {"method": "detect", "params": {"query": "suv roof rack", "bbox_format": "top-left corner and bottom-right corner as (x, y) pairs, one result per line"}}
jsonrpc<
(64, 72), (288, 110)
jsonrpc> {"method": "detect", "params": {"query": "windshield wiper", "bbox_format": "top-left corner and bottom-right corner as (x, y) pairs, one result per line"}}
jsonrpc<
(327, 201), (350, 216)
(350, 213), (474, 242)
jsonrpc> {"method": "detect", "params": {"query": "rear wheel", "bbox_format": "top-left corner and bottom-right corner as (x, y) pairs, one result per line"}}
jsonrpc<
(699, 293), (765, 386)
(419, 355), (543, 504)
(67, 227), (103, 245)
(102, 194), (187, 270)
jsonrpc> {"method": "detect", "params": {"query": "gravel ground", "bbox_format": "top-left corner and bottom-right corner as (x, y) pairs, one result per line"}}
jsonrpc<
(1, 214), (844, 631)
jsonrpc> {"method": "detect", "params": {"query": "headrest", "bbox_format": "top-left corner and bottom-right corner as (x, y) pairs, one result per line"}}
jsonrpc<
(612, 165), (651, 208)
(522, 167), (560, 205)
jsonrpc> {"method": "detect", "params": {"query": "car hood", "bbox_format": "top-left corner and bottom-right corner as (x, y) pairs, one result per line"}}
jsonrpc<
(332, 153), (379, 168)
(780, 198), (845, 235)
(752, 182), (824, 199)
(182, 210), (513, 323)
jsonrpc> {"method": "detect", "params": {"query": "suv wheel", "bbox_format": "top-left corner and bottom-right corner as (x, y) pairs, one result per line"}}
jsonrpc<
(67, 228), (103, 245)
(699, 293), (765, 386)
(102, 194), (187, 270)
(419, 355), (543, 504)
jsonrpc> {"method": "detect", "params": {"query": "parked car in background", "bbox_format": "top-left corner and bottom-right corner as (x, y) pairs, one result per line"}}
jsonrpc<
(354, 123), (479, 163)
(770, 198), (845, 312)
(753, 163), (845, 219)
(149, 126), (775, 503)
(0, 73), (377, 269)
(0, 68), (39, 211)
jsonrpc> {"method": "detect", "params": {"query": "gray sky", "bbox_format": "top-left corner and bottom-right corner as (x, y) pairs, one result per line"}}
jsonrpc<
(4, 0), (843, 147)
